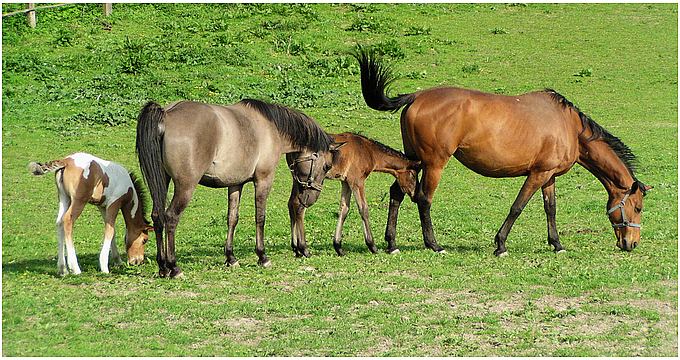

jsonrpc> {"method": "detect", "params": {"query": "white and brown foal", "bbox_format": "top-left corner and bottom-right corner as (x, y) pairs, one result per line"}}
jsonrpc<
(29, 153), (151, 276)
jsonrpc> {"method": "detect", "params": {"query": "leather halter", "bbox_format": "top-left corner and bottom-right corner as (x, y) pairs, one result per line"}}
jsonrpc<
(289, 153), (324, 191)
(607, 189), (641, 229)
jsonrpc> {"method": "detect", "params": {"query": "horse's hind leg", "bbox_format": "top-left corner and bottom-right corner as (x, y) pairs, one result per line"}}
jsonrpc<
(384, 180), (405, 254)
(541, 177), (564, 253)
(494, 171), (554, 256)
(55, 176), (70, 276)
(415, 165), (446, 253)
(225, 185), (243, 267)
(152, 175), (171, 278)
(62, 199), (86, 275)
(333, 181), (352, 256)
(164, 181), (197, 278)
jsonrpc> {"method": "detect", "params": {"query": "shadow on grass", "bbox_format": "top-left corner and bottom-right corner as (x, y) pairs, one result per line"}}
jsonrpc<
(2, 253), (103, 278)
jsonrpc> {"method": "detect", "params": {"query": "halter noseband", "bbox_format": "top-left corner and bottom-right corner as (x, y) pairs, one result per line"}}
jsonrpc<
(607, 190), (641, 229)
(289, 153), (324, 191)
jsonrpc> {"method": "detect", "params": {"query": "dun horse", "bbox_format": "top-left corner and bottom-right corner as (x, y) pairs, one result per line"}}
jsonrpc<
(353, 48), (651, 255)
(136, 99), (341, 278)
(29, 153), (152, 276)
(288, 132), (420, 257)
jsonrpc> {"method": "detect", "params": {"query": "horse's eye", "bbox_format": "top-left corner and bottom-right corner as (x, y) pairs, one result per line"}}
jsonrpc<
(635, 207), (642, 213)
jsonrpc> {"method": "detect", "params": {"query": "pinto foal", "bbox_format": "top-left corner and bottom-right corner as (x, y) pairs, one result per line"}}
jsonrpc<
(290, 132), (420, 256)
(29, 153), (151, 275)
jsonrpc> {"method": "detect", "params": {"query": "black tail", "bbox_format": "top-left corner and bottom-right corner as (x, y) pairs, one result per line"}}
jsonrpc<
(351, 45), (416, 112)
(135, 101), (167, 225)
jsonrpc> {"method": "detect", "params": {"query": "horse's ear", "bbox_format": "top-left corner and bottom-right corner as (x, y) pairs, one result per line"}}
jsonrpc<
(634, 180), (653, 196)
(329, 142), (347, 152)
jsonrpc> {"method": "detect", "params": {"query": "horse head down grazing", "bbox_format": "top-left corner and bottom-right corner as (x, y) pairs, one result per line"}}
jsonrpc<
(353, 47), (651, 256)
(136, 99), (342, 278)
(29, 153), (152, 276)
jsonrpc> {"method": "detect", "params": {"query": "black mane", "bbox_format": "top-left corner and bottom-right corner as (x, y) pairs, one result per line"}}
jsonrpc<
(241, 99), (333, 152)
(544, 89), (638, 175)
(351, 132), (412, 161)
(129, 172), (151, 225)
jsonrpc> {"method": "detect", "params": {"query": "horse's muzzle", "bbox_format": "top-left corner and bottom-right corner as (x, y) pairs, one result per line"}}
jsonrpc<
(617, 238), (638, 252)
(127, 255), (145, 266)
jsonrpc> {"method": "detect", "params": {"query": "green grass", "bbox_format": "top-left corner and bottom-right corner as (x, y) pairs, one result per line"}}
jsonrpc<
(3, 3), (677, 356)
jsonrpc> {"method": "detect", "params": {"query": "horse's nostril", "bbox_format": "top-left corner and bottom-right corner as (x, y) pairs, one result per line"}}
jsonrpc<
(632, 242), (638, 249)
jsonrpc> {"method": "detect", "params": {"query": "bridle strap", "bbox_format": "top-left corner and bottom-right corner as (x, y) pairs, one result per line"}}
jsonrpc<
(607, 191), (641, 229)
(289, 153), (324, 191)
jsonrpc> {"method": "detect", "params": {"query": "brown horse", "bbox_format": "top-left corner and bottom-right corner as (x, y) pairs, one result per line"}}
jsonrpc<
(136, 99), (342, 278)
(353, 48), (651, 256)
(288, 132), (420, 257)
(29, 153), (152, 275)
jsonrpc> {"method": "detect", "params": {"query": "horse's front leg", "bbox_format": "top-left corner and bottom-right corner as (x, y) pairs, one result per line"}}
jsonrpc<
(384, 180), (405, 254)
(99, 207), (119, 273)
(353, 182), (378, 254)
(541, 177), (565, 253)
(225, 185), (243, 267)
(288, 185), (302, 257)
(333, 181), (352, 256)
(254, 177), (273, 267)
(494, 171), (554, 256)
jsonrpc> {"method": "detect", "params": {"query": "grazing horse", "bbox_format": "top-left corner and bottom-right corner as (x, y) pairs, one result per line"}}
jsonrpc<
(353, 48), (651, 256)
(29, 153), (152, 276)
(288, 132), (420, 256)
(136, 99), (341, 278)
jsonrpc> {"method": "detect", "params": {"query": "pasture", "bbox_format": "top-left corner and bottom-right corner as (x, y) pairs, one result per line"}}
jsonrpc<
(2, 3), (677, 356)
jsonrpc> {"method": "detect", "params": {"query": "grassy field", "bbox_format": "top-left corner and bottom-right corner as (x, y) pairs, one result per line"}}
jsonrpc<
(2, 3), (677, 356)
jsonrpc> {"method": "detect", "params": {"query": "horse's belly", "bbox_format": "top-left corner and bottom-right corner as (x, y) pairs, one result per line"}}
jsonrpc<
(453, 149), (531, 178)
(200, 161), (256, 188)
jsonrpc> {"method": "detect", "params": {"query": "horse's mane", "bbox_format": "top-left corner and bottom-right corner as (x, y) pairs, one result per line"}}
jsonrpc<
(240, 99), (333, 152)
(129, 172), (151, 225)
(544, 89), (638, 176)
(350, 132), (413, 161)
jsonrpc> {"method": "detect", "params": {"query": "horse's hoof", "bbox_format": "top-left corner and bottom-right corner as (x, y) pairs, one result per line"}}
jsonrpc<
(388, 248), (401, 255)
(170, 268), (184, 279)
(227, 261), (240, 268)
(335, 249), (346, 257)
(496, 251), (509, 257)
(437, 249), (447, 254)
(556, 249), (566, 255)
(261, 260), (272, 268)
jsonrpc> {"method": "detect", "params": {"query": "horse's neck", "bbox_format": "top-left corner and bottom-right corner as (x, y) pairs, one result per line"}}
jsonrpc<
(372, 149), (412, 175)
(120, 191), (145, 232)
(578, 139), (634, 195)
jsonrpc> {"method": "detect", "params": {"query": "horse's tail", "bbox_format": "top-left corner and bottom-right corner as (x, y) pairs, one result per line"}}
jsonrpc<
(28, 159), (66, 176)
(352, 45), (416, 112)
(135, 101), (167, 224)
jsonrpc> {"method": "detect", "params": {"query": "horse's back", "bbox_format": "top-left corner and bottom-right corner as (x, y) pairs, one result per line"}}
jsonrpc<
(160, 101), (276, 187)
(406, 88), (581, 177)
(60, 153), (134, 207)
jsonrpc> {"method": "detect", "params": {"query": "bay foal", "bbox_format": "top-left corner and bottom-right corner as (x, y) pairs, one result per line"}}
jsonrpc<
(288, 132), (420, 256)
(29, 153), (151, 275)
